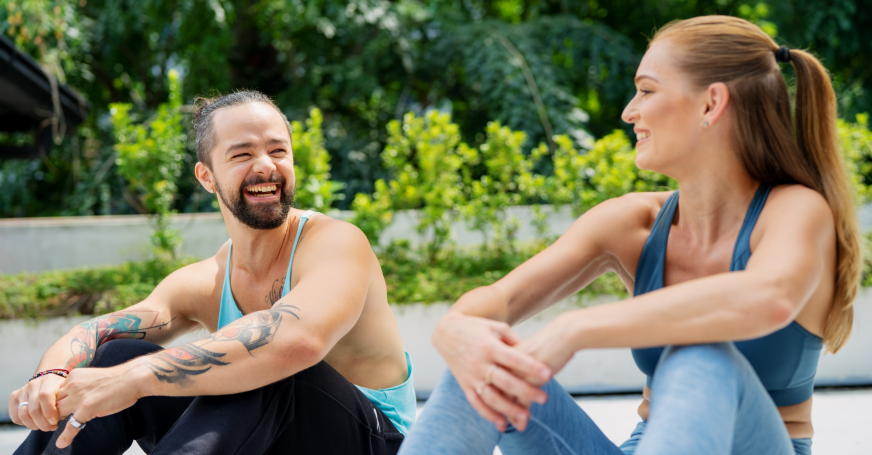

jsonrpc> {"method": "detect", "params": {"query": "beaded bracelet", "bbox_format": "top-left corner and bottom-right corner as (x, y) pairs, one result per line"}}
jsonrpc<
(30, 369), (70, 381)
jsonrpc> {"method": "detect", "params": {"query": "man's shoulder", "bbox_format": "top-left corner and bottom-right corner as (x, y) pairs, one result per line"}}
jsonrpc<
(304, 213), (369, 249)
(159, 250), (225, 298)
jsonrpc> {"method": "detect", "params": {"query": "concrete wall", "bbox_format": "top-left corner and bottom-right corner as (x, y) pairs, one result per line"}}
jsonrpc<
(0, 206), (577, 274)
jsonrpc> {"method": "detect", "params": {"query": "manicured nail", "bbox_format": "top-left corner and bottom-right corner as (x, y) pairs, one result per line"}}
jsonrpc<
(49, 419), (56, 425)
(536, 394), (547, 405)
(540, 369), (551, 380)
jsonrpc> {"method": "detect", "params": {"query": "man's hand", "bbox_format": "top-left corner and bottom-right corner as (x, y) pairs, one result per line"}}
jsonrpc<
(53, 364), (147, 449)
(8, 374), (65, 432)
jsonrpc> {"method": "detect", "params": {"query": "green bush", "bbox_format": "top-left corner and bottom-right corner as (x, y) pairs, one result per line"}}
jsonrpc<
(111, 70), (186, 257)
(3, 113), (872, 320)
(291, 108), (345, 211)
(0, 257), (194, 320)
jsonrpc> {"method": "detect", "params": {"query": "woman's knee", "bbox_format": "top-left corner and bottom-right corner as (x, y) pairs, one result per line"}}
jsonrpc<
(91, 339), (164, 368)
(654, 343), (747, 385)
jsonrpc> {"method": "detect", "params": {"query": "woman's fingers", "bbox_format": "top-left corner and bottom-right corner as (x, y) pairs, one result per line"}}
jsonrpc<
(463, 388), (508, 432)
(478, 384), (532, 432)
(488, 366), (548, 408)
(491, 341), (552, 387)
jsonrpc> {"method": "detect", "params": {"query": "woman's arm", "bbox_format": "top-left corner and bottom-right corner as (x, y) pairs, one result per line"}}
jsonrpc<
(522, 186), (836, 371)
(431, 194), (657, 431)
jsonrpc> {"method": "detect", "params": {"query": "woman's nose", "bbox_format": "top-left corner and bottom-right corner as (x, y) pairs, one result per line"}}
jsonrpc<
(621, 96), (639, 124)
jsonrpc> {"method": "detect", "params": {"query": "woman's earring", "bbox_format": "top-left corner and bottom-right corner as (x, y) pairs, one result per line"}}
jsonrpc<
(702, 120), (709, 128)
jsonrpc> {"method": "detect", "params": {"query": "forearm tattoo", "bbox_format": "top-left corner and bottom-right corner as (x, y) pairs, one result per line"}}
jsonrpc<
(146, 304), (301, 387)
(65, 311), (172, 370)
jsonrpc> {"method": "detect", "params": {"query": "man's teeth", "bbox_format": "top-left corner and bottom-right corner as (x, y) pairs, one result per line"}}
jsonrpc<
(247, 184), (277, 196)
(636, 132), (650, 140)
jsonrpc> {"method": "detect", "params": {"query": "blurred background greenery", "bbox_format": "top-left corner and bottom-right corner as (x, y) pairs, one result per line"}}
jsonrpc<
(1, 0), (872, 315)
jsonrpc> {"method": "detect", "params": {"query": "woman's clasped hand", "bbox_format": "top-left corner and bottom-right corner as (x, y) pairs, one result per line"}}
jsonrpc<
(432, 310), (558, 432)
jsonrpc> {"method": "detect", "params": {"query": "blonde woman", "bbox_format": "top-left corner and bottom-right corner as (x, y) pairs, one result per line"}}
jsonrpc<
(399, 16), (861, 455)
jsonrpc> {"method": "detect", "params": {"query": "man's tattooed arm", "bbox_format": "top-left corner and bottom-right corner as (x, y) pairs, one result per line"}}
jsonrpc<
(146, 305), (300, 387)
(64, 311), (174, 370)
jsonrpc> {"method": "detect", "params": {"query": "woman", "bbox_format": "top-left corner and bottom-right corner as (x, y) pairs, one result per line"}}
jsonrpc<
(399, 16), (861, 455)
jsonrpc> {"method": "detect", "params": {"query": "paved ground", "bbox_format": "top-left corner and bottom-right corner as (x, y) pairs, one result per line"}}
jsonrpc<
(1, 388), (868, 454)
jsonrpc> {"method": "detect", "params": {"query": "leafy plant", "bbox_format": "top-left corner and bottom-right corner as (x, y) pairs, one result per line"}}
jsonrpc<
(110, 70), (186, 256)
(546, 130), (675, 217)
(291, 108), (345, 211)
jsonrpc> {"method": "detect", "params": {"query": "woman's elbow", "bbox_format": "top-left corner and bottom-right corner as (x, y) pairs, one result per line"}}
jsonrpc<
(758, 282), (797, 331)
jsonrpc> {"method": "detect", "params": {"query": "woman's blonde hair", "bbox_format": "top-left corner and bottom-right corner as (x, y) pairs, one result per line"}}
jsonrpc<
(651, 16), (861, 352)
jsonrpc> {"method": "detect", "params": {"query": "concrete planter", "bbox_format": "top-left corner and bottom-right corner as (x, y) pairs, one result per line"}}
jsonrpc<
(3, 291), (871, 423)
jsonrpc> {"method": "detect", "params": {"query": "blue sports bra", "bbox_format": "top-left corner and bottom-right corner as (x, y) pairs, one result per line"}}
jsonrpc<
(217, 210), (417, 436)
(632, 185), (823, 407)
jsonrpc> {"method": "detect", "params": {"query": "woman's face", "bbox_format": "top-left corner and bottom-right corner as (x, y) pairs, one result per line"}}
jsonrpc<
(621, 41), (708, 177)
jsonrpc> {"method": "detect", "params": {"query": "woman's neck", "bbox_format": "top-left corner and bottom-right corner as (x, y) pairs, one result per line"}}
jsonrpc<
(673, 166), (760, 247)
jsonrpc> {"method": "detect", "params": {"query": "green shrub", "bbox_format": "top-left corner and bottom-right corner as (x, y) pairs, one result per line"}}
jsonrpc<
(111, 70), (186, 257)
(292, 108), (345, 211)
(0, 257), (194, 320)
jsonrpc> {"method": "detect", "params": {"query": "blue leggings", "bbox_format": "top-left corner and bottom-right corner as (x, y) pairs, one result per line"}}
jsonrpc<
(400, 343), (811, 455)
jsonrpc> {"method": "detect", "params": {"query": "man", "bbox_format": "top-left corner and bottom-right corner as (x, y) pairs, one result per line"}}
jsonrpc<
(9, 91), (415, 454)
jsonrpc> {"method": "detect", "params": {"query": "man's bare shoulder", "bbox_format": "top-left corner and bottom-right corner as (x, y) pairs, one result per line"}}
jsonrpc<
(154, 240), (228, 300)
(302, 214), (371, 253)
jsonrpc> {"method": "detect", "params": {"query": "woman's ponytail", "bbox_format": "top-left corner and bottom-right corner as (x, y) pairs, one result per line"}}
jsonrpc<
(790, 50), (862, 352)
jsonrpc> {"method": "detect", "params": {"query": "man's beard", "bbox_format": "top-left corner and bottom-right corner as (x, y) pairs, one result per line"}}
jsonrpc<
(215, 174), (294, 230)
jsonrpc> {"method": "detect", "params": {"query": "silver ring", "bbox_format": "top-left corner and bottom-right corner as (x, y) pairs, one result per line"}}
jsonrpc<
(68, 415), (86, 430)
(17, 402), (28, 409)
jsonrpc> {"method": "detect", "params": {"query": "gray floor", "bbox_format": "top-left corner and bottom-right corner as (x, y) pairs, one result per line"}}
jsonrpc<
(2, 389), (869, 455)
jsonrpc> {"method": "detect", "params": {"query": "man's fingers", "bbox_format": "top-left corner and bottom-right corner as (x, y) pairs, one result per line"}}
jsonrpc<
(479, 385), (531, 431)
(34, 386), (60, 430)
(464, 388), (507, 432)
(491, 343), (552, 386)
(489, 366), (548, 408)
(27, 396), (55, 432)
(55, 414), (86, 449)
(8, 391), (21, 426)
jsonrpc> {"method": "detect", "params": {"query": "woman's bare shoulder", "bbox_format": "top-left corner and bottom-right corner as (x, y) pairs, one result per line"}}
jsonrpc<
(585, 191), (673, 231)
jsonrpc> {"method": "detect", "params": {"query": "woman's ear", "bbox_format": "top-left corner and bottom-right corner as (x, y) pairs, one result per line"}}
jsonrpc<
(701, 82), (730, 128)
(194, 162), (216, 193)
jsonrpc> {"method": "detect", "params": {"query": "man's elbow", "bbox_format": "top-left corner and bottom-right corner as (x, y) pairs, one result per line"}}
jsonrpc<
(275, 334), (328, 369)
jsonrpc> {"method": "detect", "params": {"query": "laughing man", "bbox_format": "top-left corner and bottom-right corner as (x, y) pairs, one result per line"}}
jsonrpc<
(10, 91), (415, 455)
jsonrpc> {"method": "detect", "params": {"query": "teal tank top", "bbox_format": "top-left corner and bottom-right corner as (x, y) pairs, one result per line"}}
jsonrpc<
(218, 210), (417, 435)
(632, 185), (823, 406)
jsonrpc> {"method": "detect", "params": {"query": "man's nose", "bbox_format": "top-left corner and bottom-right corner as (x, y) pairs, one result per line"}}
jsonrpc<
(251, 152), (277, 175)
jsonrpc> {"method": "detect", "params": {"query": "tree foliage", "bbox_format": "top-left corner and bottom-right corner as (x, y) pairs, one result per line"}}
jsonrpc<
(1, 0), (871, 218)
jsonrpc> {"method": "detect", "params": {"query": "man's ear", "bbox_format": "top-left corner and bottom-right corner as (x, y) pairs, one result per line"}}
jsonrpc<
(194, 162), (216, 193)
(701, 82), (730, 127)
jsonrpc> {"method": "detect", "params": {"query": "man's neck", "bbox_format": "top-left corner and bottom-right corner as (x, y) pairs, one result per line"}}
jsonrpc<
(223, 210), (297, 277)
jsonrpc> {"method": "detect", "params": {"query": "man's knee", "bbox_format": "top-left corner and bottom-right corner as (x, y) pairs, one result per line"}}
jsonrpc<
(91, 339), (163, 368)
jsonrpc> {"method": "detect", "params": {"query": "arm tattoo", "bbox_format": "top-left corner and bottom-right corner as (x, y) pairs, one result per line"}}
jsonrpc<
(147, 304), (301, 387)
(65, 311), (173, 370)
